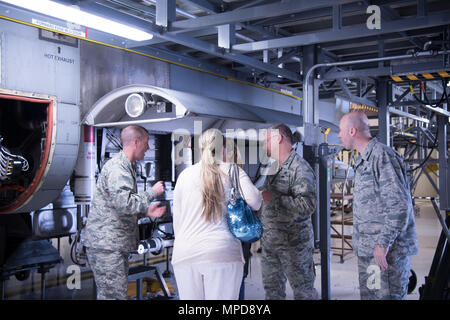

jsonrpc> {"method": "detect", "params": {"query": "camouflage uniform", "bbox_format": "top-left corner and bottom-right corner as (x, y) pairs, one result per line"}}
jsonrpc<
(83, 151), (157, 300)
(85, 248), (130, 300)
(353, 138), (418, 300)
(260, 150), (318, 300)
(358, 255), (412, 300)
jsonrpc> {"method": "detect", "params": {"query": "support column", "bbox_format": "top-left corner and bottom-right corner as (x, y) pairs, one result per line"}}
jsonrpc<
(332, 4), (342, 31)
(218, 24), (235, 50)
(437, 103), (449, 210)
(377, 77), (390, 146)
(156, 0), (176, 28)
(263, 49), (269, 63)
(318, 144), (331, 300)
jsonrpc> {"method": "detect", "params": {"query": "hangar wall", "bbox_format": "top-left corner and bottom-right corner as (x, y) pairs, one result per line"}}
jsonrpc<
(80, 41), (170, 119)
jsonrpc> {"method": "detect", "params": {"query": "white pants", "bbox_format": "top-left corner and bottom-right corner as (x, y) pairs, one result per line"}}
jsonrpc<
(173, 261), (244, 300)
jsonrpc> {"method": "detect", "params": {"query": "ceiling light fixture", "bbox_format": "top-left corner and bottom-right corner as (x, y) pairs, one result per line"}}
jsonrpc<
(1, 0), (153, 41)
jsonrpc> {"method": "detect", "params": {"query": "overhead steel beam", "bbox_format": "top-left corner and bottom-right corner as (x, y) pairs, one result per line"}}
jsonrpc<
(250, 1), (366, 28)
(381, 8), (425, 49)
(176, 0), (303, 64)
(270, 49), (299, 66)
(322, 27), (443, 51)
(240, 22), (278, 39)
(171, 0), (356, 32)
(151, 31), (300, 81)
(95, 0), (156, 18)
(319, 47), (338, 62)
(176, 0), (219, 14)
(128, 27), (224, 47)
(362, 0), (425, 49)
(322, 61), (446, 80)
(417, 0), (428, 17)
(331, 41), (419, 58)
(140, 0), (256, 44)
(232, 11), (450, 52)
(239, 23), (303, 63)
(141, 0), (259, 43)
(76, 1), (156, 25)
(227, 0), (270, 11)
(88, 1), (300, 80)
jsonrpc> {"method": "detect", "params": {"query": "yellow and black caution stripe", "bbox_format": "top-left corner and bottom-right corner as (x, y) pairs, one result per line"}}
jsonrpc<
(391, 71), (450, 82)
(350, 103), (378, 113)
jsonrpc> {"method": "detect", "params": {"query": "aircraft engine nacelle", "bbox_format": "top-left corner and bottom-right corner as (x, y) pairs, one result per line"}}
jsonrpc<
(0, 89), (80, 214)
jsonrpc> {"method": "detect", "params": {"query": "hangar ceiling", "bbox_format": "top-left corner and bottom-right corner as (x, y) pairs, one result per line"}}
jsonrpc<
(2, 0), (450, 103)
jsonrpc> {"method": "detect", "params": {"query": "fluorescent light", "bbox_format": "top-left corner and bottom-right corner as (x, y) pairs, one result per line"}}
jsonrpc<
(1, 0), (153, 41)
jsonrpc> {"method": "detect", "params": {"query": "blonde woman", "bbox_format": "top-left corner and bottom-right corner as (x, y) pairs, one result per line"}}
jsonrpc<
(172, 128), (262, 300)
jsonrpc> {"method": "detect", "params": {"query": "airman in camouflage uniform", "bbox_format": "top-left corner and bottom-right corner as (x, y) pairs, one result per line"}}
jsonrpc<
(338, 112), (418, 300)
(83, 125), (165, 300)
(260, 124), (318, 300)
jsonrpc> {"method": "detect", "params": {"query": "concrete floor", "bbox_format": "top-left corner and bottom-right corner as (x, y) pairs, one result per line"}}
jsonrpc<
(1, 199), (444, 300)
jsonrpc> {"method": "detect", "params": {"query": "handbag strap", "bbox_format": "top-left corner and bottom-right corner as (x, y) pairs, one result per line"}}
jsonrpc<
(229, 163), (244, 202)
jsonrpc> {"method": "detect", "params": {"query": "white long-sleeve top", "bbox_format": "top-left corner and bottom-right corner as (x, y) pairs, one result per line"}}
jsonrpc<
(171, 162), (263, 267)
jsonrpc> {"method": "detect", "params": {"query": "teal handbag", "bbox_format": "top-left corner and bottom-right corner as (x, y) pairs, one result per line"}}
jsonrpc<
(226, 163), (263, 243)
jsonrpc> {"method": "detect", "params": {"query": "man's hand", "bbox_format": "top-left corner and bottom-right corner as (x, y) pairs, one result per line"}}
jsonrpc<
(147, 202), (166, 218)
(374, 245), (389, 271)
(262, 190), (273, 204)
(152, 181), (165, 196)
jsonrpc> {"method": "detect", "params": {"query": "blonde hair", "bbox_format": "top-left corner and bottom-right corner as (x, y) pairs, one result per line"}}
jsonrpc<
(199, 129), (225, 223)
(199, 129), (242, 223)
